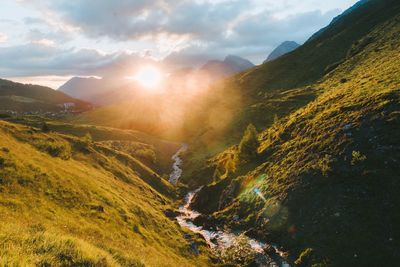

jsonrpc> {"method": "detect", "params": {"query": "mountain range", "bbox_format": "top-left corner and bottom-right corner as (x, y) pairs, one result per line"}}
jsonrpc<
(200, 55), (255, 79)
(58, 55), (254, 105)
(0, 0), (400, 265)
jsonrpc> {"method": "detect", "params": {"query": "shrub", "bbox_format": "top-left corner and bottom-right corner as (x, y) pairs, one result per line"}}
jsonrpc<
(134, 148), (156, 164)
(217, 235), (256, 265)
(317, 154), (335, 176)
(295, 248), (314, 267)
(351, 150), (367, 165)
(33, 139), (72, 160)
(41, 122), (50, 132)
(238, 124), (259, 161)
(83, 132), (93, 144)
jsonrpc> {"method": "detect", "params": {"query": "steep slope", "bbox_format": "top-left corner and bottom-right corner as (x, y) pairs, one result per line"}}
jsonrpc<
(0, 79), (91, 112)
(224, 0), (399, 96)
(0, 120), (211, 266)
(189, 3), (400, 266)
(307, 0), (371, 42)
(264, 41), (300, 63)
(180, 0), (400, 186)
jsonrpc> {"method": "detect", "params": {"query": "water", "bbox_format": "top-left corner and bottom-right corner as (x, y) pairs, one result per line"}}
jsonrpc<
(169, 146), (290, 266)
(169, 144), (188, 185)
(176, 189), (290, 267)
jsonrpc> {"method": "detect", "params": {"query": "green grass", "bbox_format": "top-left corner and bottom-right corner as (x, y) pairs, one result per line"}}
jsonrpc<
(0, 79), (90, 111)
(187, 3), (400, 266)
(0, 120), (211, 266)
(7, 116), (180, 175)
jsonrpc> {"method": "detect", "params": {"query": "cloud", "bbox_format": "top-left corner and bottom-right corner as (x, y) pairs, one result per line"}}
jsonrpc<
(1, 0), (357, 81)
(21, 0), (347, 63)
(37, 0), (337, 43)
(0, 33), (7, 43)
(0, 42), (159, 78)
(23, 17), (48, 25)
(0, 43), (114, 76)
(162, 8), (341, 65)
(26, 28), (72, 44)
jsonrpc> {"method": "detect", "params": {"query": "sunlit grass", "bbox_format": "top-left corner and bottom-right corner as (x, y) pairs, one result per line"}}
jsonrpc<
(0, 120), (210, 266)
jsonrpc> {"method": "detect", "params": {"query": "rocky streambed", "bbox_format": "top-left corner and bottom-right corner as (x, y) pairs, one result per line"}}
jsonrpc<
(169, 146), (290, 266)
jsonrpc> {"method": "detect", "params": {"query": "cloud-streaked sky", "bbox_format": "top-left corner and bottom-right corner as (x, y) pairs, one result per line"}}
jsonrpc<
(0, 0), (358, 88)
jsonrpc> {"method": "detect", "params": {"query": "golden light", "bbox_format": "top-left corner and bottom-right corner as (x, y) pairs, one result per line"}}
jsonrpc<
(133, 66), (163, 89)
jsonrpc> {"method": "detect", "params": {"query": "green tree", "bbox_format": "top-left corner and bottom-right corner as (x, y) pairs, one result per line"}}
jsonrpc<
(238, 124), (259, 161)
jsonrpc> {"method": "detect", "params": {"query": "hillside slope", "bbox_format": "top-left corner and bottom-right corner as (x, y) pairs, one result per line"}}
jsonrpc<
(0, 79), (91, 112)
(264, 41), (300, 63)
(189, 3), (400, 266)
(180, 0), (400, 187)
(0, 120), (210, 266)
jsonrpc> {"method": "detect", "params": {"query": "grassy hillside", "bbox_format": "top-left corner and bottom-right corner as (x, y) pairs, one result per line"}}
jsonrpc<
(0, 119), (210, 266)
(188, 1), (400, 266)
(7, 116), (180, 174)
(179, 0), (400, 188)
(0, 79), (91, 112)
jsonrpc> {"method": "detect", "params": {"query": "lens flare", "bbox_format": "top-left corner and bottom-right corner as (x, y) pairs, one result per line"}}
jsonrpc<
(253, 187), (267, 202)
(132, 66), (163, 89)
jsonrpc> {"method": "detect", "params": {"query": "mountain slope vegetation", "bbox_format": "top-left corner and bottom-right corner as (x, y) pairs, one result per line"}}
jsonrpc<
(181, 0), (400, 186)
(187, 0), (400, 265)
(0, 119), (210, 266)
(0, 79), (91, 112)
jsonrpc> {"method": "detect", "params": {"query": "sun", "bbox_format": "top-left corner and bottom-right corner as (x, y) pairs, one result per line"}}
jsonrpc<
(133, 66), (163, 89)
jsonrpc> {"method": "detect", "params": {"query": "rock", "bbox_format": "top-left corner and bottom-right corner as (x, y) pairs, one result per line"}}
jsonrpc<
(163, 209), (179, 219)
(343, 123), (353, 131)
(190, 242), (200, 255)
(193, 214), (219, 229)
(264, 245), (276, 255)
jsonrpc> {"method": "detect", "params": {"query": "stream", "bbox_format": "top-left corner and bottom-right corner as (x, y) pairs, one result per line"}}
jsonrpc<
(169, 145), (290, 267)
(169, 144), (188, 185)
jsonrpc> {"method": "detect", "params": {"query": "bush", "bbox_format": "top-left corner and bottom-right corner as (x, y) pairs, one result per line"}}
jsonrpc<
(217, 235), (256, 265)
(351, 150), (367, 165)
(238, 124), (259, 161)
(317, 154), (335, 176)
(41, 122), (50, 132)
(83, 132), (93, 143)
(295, 248), (314, 267)
(33, 139), (72, 160)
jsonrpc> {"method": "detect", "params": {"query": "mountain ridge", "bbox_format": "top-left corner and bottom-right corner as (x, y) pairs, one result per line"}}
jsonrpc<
(0, 78), (91, 112)
(264, 41), (300, 63)
(184, 0), (400, 265)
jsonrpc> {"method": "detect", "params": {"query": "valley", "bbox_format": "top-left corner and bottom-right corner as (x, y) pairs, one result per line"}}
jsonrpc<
(0, 0), (399, 266)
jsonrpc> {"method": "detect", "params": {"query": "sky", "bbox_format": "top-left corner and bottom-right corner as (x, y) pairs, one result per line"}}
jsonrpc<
(0, 0), (359, 88)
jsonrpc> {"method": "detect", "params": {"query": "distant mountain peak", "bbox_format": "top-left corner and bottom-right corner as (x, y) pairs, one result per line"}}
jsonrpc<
(201, 55), (254, 80)
(264, 41), (300, 63)
(224, 55), (254, 70)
